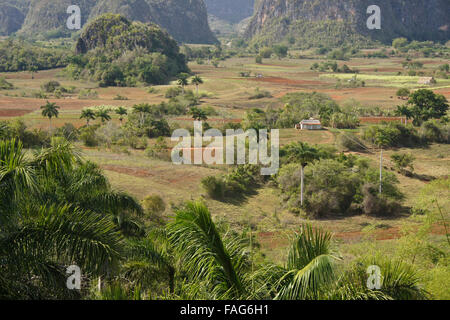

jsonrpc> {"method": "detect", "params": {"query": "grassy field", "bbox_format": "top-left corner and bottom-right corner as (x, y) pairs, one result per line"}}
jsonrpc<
(1, 53), (449, 265)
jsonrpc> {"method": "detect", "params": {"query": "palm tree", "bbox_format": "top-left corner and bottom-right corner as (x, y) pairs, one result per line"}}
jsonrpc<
(0, 138), (124, 299)
(115, 107), (128, 125)
(330, 257), (428, 300)
(96, 107), (112, 123)
(177, 73), (189, 95)
(167, 201), (254, 299)
(80, 108), (96, 126)
(40, 101), (60, 130)
(124, 229), (177, 294)
(282, 142), (320, 206)
(132, 104), (151, 127)
(191, 75), (204, 96)
(189, 107), (208, 122)
(264, 224), (337, 300)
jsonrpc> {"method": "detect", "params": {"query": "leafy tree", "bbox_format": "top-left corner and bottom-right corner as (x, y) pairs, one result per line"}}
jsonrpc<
(191, 75), (204, 96)
(273, 45), (288, 59)
(396, 89), (449, 126)
(40, 101), (60, 130)
(396, 88), (411, 100)
(80, 108), (96, 126)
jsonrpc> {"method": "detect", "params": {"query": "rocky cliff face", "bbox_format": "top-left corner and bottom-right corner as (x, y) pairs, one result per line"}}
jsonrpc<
(204, 0), (255, 23)
(6, 0), (217, 44)
(245, 0), (450, 46)
(0, 4), (25, 35)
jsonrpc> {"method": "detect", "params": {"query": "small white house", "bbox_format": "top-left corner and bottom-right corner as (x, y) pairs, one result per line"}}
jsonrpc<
(297, 119), (322, 130)
(418, 77), (436, 85)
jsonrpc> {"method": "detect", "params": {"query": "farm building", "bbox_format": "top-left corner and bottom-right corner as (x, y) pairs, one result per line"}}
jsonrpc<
(296, 119), (322, 130)
(418, 77), (436, 85)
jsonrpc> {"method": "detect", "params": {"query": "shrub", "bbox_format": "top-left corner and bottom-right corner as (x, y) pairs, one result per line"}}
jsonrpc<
(259, 47), (273, 58)
(55, 123), (78, 141)
(362, 184), (401, 216)
(0, 77), (14, 89)
(201, 176), (226, 199)
(391, 153), (415, 174)
(165, 87), (182, 98)
(79, 125), (99, 147)
(42, 81), (61, 93)
(249, 88), (272, 100)
(113, 94), (128, 100)
(146, 137), (170, 161)
(142, 195), (166, 215)
(78, 89), (98, 99)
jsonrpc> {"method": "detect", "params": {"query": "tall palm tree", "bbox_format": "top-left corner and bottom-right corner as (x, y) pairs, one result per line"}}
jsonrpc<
(329, 257), (429, 300)
(282, 142), (320, 206)
(177, 73), (189, 95)
(124, 229), (177, 294)
(191, 75), (204, 96)
(115, 107), (128, 125)
(40, 101), (60, 130)
(264, 224), (337, 300)
(167, 201), (253, 299)
(0, 138), (124, 299)
(96, 107), (112, 123)
(189, 107), (208, 122)
(132, 104), (151, 127)
(80, 108), (96, 126)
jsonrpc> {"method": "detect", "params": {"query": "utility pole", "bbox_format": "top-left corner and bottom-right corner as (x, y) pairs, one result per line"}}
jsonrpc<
(379, 148), (383, 194)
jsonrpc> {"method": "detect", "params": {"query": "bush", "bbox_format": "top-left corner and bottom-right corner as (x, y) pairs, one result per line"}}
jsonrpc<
(79, 126), (99, 147)
(201, 176), (226, 199)
(142, 195), (166, 215)
(0, 77), (14, 89)
(78, 89), (98, 99)
(277, 157), (402, 218)
(146, 137), (170, 161)
(249, 88), (272, 100)
(55, 123), (78, 141)
(165, 87), (182, 98)
(362, 184), (402, 216)
(259, 47), (273, 58)
(41, 81), (61, 93)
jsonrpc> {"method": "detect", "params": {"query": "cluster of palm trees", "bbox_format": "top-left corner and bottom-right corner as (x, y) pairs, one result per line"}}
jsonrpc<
(177, 73), (203, 96)
(40, 102), (130, 129)
(0, 137), (142, 299)
(122, 201), (428, 300)
(80, 106), (128, 126)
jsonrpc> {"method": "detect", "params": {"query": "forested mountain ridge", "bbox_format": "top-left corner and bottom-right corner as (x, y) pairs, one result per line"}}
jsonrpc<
(0, 0), (218, 44)
(244, 0), (450, 47)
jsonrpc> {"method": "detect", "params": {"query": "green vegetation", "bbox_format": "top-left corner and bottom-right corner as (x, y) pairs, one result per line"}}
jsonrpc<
(396, 89), (449, 126)
(0, 39), (70, 72)
(66, 14), (189, 87)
